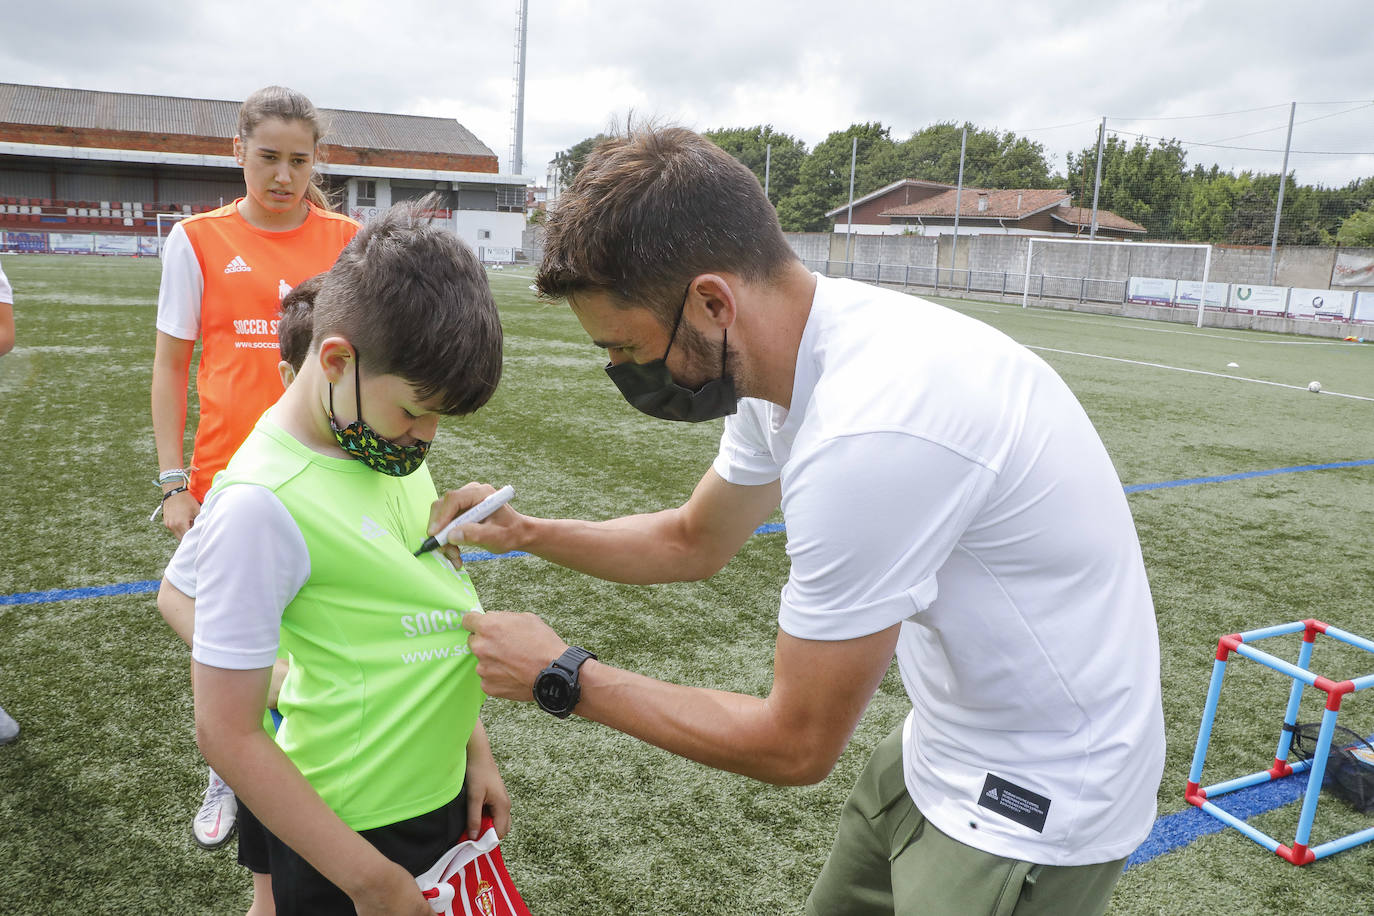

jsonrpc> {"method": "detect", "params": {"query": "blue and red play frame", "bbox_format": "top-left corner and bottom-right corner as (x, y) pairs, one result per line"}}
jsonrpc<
(1186, 619), (1374, 865)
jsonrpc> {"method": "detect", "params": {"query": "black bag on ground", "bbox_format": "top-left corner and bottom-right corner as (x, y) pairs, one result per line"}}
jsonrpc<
(1289, 722), (1374, 814)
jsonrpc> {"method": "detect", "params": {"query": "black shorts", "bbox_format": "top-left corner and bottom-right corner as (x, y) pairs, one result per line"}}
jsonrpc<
(237, 789), (469, 915)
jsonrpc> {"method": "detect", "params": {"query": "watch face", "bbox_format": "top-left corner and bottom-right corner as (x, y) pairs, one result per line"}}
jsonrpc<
(537, 674), (572, 707)
(535, 669), (576, 716)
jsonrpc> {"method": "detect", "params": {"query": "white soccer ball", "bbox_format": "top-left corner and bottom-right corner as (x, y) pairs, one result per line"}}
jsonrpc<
(1307, 381), (1321, 393)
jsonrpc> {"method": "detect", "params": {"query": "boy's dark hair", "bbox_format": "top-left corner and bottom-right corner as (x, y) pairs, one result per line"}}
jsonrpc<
(278, 274), (323, 371)
(313, 197), (502, 415)
(535, 126), (798, 327)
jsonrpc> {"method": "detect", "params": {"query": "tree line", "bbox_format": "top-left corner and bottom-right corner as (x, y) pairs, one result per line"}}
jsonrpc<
(550, 123), (1374, 247)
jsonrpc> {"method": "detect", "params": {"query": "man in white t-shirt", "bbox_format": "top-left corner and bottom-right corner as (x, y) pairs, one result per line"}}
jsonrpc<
(452, 128), (1164, 915)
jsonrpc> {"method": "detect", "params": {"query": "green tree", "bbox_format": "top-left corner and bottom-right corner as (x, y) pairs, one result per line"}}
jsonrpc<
(551, 134), (614, 191)
(1337, 207), (1374, 247)
(703, 125), (807, 204)
(865, 122), (1056, 190)
(1065, 135), (1189, 238)
(776, 122), (894, 231)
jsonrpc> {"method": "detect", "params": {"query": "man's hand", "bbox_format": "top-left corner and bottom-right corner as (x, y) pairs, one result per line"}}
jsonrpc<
(461, 611), (569, 702)
(428, 483), (526, 568)
(162, 489), (200, 540)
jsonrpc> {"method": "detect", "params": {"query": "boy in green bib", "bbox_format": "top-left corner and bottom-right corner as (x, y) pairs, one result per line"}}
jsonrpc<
(182, 200), (507, 916)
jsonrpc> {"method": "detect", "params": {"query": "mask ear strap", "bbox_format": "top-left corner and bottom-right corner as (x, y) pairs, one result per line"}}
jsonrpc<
(663, 279), (693, 359)
(720, 328), (728, 375)
(352, 346), (363, 422)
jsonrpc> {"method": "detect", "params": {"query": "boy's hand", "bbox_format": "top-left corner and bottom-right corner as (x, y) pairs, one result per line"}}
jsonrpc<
(349, 860), (432, 916)
(427, 483), (526, 561)
(463, 751), (512, 840)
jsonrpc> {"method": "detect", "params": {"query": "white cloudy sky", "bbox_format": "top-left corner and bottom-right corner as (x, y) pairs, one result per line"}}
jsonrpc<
(4, 0), (1371, 189)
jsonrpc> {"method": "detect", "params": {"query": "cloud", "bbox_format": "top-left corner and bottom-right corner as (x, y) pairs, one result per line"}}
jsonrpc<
(0, 0), (1369, 187)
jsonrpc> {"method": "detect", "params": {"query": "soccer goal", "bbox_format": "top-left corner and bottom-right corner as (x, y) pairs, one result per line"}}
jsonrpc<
(1020, 237), (1216, 328)
(154, 211), (191, 257)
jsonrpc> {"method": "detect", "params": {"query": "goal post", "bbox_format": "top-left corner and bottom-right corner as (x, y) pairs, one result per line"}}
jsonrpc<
(1021, 237), (1214, 328)
(155, 211), (190, 257)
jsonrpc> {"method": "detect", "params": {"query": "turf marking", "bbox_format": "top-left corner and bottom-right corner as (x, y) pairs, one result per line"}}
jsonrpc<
(0, 464), (1365, 608)
(947, 298), (1366, 346)
(1030, 346), (1374, 401)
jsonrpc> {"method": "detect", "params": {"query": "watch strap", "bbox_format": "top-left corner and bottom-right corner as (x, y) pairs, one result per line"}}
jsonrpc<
(551, 645), (597, 676)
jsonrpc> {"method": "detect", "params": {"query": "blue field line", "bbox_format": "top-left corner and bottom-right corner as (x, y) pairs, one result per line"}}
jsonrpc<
(1126, 772), (1307, 869)
(1, 461), (1367, 608)
(1123, 458), (1374, 493)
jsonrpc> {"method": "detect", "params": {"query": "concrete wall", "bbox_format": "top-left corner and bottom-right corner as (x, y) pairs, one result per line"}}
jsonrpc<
(781, 232), (1374, 293)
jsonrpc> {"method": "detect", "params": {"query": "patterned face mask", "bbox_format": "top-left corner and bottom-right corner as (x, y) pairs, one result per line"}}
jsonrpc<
(329, 347), (430, 477)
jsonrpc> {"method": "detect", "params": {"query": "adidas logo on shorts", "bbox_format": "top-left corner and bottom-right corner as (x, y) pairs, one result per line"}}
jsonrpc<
(224, 256), (252, 274)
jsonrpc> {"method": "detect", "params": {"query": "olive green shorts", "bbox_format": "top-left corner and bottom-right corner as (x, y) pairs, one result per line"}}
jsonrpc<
(806, 727), (1126, 916)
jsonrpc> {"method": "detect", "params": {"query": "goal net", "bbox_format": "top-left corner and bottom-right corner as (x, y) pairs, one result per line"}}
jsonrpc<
(1021, 237), (1217, 327)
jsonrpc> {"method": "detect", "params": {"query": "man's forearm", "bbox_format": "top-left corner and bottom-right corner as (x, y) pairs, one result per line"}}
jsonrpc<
(573, 661), (833, 786)
(521, 511), (725, 584)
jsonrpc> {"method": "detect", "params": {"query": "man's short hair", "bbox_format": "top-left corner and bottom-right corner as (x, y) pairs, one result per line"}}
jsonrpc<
(278, 274), (323, 371)
(535, 126), (797, 326)
(312, 197), (502, 416)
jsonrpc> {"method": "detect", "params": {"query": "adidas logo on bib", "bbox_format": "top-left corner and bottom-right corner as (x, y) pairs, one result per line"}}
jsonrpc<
(360, 515), (389, 540)
(224, 256), (252, 274)
(985, 788), (999, 801)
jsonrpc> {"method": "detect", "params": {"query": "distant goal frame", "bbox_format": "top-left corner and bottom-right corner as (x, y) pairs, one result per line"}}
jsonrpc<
(1021, 237), (1214, 328)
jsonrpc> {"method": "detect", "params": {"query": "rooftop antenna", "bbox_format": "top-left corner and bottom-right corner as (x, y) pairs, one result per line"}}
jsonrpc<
(510, 0), (529, 176)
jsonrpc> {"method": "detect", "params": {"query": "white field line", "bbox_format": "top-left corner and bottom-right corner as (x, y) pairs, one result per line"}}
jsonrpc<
(947, 299), (1362, 347)
(1029, 346), (1374, 402)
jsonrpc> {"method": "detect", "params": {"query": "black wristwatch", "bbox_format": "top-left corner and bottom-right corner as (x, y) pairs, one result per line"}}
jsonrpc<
(533, 646), (597, 719)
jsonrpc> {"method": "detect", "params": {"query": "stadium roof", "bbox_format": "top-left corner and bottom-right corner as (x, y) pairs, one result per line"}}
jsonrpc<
(0, 83), (494, 159)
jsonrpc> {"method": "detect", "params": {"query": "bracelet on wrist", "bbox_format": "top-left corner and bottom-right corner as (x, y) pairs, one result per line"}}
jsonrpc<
(155, 468), (191, 488)
(149, 485), (189, 522)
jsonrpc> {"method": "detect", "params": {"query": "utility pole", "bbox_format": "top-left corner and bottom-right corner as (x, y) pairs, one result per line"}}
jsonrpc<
(950, 125), (967, 291)
(1267, 102), (1296, 286)
(844, 135), (857, 265)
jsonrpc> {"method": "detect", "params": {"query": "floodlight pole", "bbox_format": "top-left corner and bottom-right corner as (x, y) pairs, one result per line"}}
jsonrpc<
(951, 125), (967, 292)
(510, 0), (529, 176)
(844, 136), (857, 266)
(1267, 102), (1296, 286)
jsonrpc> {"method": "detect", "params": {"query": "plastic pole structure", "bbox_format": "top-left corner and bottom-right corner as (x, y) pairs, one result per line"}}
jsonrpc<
(1267, 102), (1296, 286)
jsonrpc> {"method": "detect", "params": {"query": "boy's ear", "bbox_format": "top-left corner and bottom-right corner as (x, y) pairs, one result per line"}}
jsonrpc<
(317, 336), (356, 385)
(277, 361), (297, 390)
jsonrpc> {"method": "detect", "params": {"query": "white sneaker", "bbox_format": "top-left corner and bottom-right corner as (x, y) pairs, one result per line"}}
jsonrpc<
(192, 769), (238, 849)
(0, 706), (17, 745)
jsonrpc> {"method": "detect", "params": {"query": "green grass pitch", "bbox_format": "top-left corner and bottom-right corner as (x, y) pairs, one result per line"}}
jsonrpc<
(0, 253), (1372, 913)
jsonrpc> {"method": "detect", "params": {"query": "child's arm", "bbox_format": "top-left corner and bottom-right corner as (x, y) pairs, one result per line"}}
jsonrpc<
(159, 578), (289, 706)
(463, 719), (511, 839)
(194, 661), (432, 916)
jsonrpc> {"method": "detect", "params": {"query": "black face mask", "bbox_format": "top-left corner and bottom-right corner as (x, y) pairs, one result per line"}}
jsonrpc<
(604, 282), (737, 423)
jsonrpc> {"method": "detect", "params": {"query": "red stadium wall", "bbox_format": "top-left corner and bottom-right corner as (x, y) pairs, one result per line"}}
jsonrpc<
(0, 124), (499, 173)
